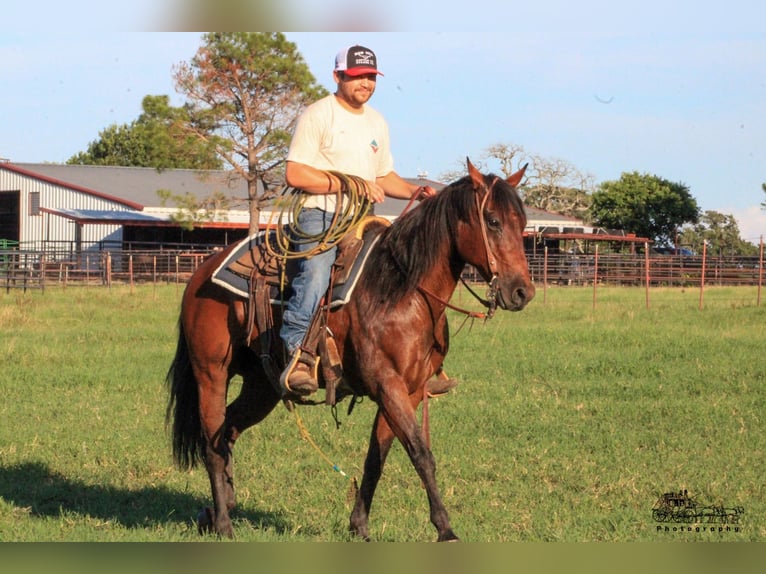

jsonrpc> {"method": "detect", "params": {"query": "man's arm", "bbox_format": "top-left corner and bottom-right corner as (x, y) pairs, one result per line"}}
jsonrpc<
(285, 161), (344, 195)
(286, 160), (388, 203)
(377, 171), (437, 199)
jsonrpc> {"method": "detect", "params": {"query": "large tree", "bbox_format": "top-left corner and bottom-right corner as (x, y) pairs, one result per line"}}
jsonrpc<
(440, 142), (593, 218)
(173, 32), (328, 234)
(67, 95), (222, 170)
(523, 154), (593, 220)
(678, 210), (758, 256)
(590, 171), (699, 244)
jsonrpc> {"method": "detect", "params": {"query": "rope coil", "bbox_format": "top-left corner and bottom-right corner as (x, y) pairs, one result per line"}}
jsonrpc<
(264, 171), (372, 260)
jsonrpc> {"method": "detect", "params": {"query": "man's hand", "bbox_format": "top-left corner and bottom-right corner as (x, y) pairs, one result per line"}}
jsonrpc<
(416, 185), (437, 199)
(362, 180), (386, 203)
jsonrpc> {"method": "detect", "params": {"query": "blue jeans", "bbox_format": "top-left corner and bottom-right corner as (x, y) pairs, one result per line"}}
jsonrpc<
(280, 208), (337, 354)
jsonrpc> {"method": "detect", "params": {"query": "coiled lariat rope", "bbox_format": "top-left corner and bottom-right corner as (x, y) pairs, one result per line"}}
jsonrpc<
(263, 170), (372, 260)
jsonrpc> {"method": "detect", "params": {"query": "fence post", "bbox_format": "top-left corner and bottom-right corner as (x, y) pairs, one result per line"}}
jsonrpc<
(758, 235), (763, 307)
(592, 245), (599, 310)
(644, 242), (650, 309)
(543, 245), (548, 304)
(23, 253), (29, 293)
(40, 253), (46, 293)
(699, 241), (707, 310)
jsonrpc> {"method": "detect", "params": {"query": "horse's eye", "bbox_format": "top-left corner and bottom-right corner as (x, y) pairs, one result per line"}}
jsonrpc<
(485, 214), (501, 231)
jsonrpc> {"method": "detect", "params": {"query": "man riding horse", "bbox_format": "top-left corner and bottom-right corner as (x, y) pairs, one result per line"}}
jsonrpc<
(278, 44), (454, 397)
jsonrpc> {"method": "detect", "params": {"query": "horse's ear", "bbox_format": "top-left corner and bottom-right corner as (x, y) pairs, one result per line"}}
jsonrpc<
(506, 163), (528, 188)
(466, 157), (484, 190)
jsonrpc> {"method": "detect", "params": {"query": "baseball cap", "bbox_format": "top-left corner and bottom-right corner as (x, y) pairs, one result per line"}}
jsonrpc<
(334, 45), (384, 77)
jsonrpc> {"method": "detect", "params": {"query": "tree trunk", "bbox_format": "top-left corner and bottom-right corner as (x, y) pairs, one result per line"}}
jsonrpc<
(248, 179), (260, 236)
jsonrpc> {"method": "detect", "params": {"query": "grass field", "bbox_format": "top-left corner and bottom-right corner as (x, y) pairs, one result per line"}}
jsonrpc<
(0, 284), (763, 542)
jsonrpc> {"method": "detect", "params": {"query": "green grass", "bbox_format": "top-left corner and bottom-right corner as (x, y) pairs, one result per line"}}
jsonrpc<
(0, 284), (763, 541)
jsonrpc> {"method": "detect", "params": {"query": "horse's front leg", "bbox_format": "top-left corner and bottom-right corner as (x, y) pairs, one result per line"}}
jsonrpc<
(349, 408), (395, 540)
(380, 387), (458, 542)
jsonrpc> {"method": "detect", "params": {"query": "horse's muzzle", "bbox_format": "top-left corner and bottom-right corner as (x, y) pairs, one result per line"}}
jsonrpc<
(497, 280), (536, 311)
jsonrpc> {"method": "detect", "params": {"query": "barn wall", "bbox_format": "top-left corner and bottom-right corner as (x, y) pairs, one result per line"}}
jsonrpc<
(0, 168), (128, 249)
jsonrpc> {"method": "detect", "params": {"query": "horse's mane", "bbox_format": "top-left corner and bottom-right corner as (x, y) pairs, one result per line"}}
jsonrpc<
(358, 173), (526, 311)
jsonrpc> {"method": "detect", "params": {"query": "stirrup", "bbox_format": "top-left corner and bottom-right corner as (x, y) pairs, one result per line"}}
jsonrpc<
(279, 348), (319, 396)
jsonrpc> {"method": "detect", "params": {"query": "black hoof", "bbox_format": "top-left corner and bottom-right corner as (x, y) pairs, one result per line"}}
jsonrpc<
(437, 530), (460, 542)
(197, 507), (214, 535)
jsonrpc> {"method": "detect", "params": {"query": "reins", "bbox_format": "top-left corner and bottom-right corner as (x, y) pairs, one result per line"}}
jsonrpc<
(417, 284), (489, 319)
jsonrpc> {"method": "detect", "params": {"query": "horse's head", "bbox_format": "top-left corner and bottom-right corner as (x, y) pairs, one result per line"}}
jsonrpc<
(457, 158), (535, 312)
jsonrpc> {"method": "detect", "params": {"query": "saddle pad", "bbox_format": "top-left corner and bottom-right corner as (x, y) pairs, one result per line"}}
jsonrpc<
(211, 227), (383, 308)
(211, 230), (275, 299)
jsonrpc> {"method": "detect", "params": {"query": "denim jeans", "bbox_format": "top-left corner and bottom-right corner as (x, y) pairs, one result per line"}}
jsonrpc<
(280, 208), (337, 354)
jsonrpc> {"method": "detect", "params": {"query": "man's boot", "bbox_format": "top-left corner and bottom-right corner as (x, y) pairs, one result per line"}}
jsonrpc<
(280, 349), (318, 396)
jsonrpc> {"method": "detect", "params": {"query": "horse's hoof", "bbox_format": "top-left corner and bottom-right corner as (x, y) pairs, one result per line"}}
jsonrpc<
(349, 524), (370, 541)
(197, 507), (214, 535)
(437, 530), (460, 542)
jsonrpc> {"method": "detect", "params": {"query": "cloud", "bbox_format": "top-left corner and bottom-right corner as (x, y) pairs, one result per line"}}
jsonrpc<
(725, 205), (766, 244)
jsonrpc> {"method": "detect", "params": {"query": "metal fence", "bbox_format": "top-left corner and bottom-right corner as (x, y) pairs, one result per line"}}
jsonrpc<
(1, 248), (215, 292)
(526, 252), (764, 288)
(1, 244), (764, 295)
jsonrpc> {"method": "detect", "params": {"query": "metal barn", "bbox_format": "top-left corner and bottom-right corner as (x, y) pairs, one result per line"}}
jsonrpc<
(0, 163), (144, 252)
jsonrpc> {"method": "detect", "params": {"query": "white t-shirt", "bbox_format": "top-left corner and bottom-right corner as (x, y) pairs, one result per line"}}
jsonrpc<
(287, 94), (395, 211)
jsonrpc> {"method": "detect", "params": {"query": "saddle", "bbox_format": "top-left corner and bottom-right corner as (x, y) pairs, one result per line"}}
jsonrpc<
(211, 216), (391, 403)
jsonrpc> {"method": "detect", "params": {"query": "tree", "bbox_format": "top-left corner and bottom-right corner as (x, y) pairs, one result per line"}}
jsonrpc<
(678, 210), (758, 256)
(441, 142), (593, 218)
(523, 154), (593, 220)
(156, 188), (231, 231)
(440, 143), (530, 187)
(590, 171), (699, 244)
(173, 32), (329, 234)
(67, 95), (222, 170)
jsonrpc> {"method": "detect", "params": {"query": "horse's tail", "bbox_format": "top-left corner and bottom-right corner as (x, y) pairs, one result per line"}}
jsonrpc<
(165, 320), (205, 470)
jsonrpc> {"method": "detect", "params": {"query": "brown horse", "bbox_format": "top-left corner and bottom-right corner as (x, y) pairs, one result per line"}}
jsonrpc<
(166, 159), (535, 541)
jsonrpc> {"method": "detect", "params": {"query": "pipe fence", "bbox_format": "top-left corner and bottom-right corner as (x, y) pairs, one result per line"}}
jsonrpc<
(2, 241), (763, 307)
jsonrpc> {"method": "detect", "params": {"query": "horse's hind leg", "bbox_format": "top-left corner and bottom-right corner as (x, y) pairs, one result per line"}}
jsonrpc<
(349, 408), (396, 540)
(222, 364), (281, 508)
(195, 361), (280, 539)
(196, 369), (237, 537)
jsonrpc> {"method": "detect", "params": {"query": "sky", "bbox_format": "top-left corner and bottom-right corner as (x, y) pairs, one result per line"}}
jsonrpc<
(2, 1), (765, 243)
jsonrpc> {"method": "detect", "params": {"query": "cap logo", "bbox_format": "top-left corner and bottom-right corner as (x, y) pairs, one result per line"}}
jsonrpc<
(351, 49), (375, 68)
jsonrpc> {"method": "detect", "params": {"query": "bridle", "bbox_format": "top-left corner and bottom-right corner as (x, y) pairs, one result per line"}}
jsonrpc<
(473, 176), (501, 314)
(418, 176), (503, 321)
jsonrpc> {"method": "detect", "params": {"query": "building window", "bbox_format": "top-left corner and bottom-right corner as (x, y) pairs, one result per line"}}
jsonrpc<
(29, 192), (40, 216)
